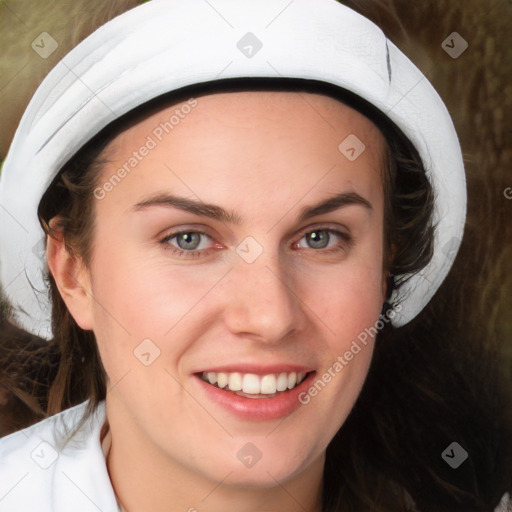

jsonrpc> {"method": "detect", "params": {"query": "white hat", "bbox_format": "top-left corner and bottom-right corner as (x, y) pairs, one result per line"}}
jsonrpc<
(0, 0), (466, 340)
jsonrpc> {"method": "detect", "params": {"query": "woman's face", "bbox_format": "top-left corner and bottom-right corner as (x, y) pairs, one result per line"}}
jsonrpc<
(68, 91), (388, 486)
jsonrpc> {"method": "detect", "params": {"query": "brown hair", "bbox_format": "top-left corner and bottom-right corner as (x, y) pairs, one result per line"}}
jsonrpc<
(1, 4), (511, 512)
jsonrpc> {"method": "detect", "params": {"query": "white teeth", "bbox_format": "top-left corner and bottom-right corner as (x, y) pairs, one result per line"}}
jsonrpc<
(228, 372), (242, 391)
(260, 374), (277, 394)
(201, 370), (309, 395)
(276, 372), (288, 391)
(217, 372), (228, 389)
(242, 374), (260, 394)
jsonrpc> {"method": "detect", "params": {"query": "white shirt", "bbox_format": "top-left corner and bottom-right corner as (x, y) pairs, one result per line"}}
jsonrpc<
(0, 400), (122, 512)
(0, 400), (510, 512)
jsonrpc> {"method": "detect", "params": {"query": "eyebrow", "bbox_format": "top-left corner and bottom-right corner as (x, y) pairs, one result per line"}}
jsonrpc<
(131, 190), (372, 224)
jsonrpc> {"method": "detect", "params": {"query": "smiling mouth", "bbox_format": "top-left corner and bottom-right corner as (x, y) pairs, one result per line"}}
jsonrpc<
(199, 371), (310, 399)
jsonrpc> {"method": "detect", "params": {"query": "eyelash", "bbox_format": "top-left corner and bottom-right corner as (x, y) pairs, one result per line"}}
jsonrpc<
(159, 227), (352, 259)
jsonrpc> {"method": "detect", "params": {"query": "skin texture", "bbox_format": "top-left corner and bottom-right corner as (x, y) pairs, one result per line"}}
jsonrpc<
(47, 91), (388, 512)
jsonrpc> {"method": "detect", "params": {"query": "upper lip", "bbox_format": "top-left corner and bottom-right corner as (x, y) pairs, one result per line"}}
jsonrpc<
(194, 364), (315, 376)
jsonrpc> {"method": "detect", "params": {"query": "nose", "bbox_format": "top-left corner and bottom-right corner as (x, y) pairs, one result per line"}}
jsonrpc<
(222, 247), (304, 344)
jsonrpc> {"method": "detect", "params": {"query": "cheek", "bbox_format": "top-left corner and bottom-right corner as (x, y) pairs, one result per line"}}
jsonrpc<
(310, 249), (385, 343)
(314, 276), (383, 363)
(88, 234), (166, 319)
(87, 240), (207, 362)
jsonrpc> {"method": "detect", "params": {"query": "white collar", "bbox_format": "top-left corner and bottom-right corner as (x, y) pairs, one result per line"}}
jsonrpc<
(0, 399), (121, 512)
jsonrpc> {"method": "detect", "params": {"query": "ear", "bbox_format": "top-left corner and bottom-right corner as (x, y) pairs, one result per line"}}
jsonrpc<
(45, 220), (95, 331)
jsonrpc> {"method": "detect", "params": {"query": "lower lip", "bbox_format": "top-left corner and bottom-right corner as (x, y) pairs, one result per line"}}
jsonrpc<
(193, 372), (316, 421)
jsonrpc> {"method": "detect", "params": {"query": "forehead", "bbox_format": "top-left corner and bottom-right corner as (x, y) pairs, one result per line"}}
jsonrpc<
(96, 90), (387, 215)
(106, 90), (386, 157)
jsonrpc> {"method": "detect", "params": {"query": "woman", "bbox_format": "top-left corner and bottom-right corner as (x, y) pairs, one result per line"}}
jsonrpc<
(0, 1), (510, 511)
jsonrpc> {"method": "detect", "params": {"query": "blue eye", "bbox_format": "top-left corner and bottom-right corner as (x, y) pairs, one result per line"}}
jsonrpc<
(172, 232), (203, 250)
(299, 229), (342, 250)
(160, 230), (213, 258)
(159, 227), (352, 259)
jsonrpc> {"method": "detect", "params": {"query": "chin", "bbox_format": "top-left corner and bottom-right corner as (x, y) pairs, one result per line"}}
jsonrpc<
(199, 446), (317, 489)
(220, 465), (304, 489)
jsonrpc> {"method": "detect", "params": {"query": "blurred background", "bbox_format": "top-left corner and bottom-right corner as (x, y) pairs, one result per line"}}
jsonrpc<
(0, 1), (510, 381)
